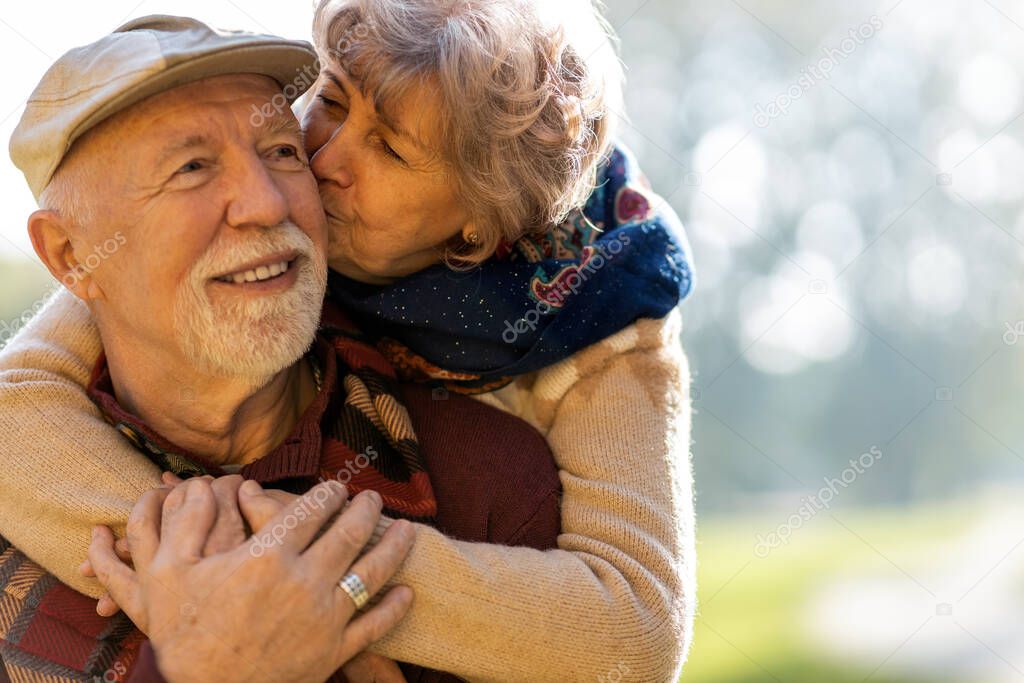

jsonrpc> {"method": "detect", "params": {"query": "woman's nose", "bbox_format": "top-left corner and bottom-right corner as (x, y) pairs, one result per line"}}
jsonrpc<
(311, 124), (355, 189)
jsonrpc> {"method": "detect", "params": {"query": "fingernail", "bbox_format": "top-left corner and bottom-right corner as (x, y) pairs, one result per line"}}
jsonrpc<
(368, 490), (382, 507)
(91, 526), (101, 540)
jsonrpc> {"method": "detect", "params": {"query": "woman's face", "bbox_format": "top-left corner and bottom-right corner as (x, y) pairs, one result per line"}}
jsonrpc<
(301, 65), (474, 284)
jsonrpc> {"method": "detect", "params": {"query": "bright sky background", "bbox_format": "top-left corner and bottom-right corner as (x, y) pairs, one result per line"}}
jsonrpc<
(0, 0), (316, 261)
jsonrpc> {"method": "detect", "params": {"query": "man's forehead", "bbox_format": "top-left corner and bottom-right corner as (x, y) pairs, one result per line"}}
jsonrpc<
(138, 98), (299, 149)
(64, 74), (298, 176)
(116, 74), (286, 134)
(151, 72), (283, 108)
(149, 109), (301, 140)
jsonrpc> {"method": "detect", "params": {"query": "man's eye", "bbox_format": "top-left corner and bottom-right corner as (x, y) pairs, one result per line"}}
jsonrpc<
(176, 160), (204, 174)
(269, 145), (308, 166)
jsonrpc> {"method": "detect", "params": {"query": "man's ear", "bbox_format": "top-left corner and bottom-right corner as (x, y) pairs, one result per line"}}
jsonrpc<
(27, 209), (104, 302)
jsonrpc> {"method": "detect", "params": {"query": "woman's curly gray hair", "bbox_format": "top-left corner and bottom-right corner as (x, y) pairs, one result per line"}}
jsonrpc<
(313, 0), (624, 264)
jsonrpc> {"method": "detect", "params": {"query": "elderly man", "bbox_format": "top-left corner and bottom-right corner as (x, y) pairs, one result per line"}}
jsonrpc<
(0, 16), (560, 682)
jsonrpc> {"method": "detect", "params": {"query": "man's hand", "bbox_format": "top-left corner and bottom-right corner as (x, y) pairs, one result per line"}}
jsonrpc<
(342, 652), (409, 682)
(88, 477), (416, 683)
(233, 482), (410, 683)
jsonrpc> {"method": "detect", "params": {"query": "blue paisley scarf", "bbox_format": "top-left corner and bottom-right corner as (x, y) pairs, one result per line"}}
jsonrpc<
(327, 144), (694, 393)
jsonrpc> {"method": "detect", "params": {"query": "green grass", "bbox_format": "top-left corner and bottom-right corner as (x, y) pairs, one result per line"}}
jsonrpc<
(0, 258), (56, 321)
(682, 501), (977, 683)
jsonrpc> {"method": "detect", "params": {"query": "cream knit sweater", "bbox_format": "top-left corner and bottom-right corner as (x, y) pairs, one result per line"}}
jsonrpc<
(0, 288), (696, 683)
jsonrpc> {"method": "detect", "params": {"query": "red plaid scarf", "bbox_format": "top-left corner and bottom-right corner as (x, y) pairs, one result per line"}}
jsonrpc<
(0, 301), (444, 681)
(0, 534), (144, 681)
(87, 301), (438, 521)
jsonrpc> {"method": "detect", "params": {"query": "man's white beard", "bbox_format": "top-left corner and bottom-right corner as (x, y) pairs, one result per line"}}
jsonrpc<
(173, 222), (328, 383)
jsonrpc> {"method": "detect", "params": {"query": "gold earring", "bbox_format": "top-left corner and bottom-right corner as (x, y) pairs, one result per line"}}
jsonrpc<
(465, 232), (480, 245)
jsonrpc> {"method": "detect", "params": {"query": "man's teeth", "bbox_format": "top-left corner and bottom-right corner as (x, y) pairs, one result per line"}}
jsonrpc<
(218, 260), (290, 284)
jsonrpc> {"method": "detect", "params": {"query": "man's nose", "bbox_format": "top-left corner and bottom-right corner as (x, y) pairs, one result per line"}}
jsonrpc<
(225, 155), (291, 229)
(310, 123), (355, 189)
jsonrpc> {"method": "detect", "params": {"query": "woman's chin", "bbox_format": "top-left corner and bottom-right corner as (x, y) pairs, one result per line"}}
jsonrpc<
(327, 254), (399, 286)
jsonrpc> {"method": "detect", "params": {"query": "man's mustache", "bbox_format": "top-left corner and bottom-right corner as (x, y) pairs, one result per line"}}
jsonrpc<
(190, 223), (317, 283)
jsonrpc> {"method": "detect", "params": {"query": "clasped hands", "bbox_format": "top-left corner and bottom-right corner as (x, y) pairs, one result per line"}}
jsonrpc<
(82, 473), (413, 683)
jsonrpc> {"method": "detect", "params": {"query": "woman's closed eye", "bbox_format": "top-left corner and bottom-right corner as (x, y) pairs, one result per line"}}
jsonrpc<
(378, 138), (405, 163)
(315, 90), (405, 164)
(318, 94), (347, 112)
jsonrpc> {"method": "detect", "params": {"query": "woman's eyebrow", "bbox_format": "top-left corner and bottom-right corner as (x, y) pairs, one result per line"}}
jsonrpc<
(375, 105), (426, 153)
(325, 69), (426, 153)
(325, 70), (348, 94)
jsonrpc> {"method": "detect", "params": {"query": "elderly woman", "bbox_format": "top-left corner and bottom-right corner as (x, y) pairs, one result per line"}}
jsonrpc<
(0, 1), (695, 681)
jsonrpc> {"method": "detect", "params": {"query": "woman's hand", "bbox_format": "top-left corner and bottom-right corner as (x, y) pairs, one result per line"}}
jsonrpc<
(81, 472), (264, 616)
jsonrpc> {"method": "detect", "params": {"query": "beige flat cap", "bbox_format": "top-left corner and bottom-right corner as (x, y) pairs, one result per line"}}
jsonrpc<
(10, 14), (319, 201)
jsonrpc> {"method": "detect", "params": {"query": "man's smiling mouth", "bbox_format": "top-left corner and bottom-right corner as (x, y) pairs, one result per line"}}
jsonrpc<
(215, 259), (293, 284)
(212, 252), (300, 285)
